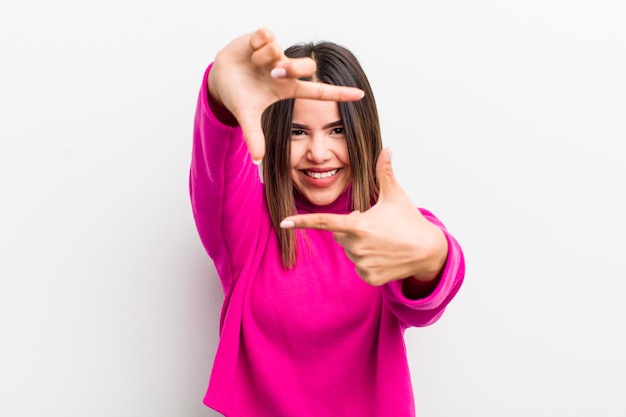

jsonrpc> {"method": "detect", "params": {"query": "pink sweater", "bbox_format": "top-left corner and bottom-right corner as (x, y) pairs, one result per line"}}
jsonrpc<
(190, 65), (465, 417)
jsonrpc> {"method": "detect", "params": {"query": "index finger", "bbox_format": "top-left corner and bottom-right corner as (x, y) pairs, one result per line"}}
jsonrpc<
(271, 58), (365, 102)
(293, 81), (365, 102)
(280, 213), (354, 232)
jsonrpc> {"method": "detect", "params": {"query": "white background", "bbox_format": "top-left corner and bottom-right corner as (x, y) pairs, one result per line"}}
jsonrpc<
(1, 1), (625, 416)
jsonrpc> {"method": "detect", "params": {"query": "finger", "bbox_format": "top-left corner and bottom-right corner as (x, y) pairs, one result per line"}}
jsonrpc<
(270, 57), (317, 79)
(237, 111), (266, 164)
(375, 147), (400, 200)
(279, 213), (354, 233)
(293, 81), (365, 102)
(249, 28), (275, 51)
(332, 231), (349, 245)
(250, 40), (284, 69)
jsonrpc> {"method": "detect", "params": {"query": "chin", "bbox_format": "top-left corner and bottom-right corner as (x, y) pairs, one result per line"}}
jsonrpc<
(305, 191), (341, 206)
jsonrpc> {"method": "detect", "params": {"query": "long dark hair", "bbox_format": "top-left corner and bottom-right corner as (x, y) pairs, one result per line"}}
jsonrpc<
(262, 41), (382, 269)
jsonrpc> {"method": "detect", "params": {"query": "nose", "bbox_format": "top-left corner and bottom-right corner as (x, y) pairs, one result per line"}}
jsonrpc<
(306, 134), (331, 163)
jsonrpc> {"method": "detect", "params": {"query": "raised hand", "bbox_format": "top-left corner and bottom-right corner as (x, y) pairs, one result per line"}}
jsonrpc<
(208, 28), (365, 163)
(280, 148), (449, 287)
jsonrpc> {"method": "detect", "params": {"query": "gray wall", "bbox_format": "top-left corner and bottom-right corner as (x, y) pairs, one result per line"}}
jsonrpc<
(1, 1), (624, 416)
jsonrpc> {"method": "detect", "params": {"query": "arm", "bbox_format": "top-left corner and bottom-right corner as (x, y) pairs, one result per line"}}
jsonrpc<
(189, 29), (363, 285)
(190, 28), (364, 288)
(190, 64), (265, 289)
(381, 209), (465, 328)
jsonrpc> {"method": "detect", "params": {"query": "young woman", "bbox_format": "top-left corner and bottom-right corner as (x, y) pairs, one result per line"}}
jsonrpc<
(190, 28), (465, 417)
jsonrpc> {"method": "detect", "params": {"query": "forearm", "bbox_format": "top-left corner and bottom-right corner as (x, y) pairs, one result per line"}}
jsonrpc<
(190, 64), (265, 282)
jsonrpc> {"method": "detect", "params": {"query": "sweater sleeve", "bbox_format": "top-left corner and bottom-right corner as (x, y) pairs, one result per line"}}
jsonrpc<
(189, 64), (267, 291)
(380, 208), (465, 328)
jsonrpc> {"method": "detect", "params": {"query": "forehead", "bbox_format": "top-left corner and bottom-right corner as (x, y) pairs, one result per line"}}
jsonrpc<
(292, 99), (340, 124)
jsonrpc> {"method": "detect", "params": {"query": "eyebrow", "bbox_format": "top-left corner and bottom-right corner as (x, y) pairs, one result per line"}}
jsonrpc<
(291, 120), (343, 130)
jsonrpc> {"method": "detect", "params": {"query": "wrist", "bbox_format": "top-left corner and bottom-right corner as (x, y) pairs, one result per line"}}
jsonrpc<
(207, 85), (238, 126)
(417, 227), (448, 281)
(207, 65), (238, 126)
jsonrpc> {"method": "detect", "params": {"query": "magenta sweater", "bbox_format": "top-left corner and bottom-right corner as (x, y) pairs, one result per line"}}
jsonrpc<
(190, 65), (465, 417)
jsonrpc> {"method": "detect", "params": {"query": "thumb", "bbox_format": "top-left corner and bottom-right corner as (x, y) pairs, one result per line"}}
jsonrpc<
(238, 112), (266, 164)
(375, 147), (401, 201)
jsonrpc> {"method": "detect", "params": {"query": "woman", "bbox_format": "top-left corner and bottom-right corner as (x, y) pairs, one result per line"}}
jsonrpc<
(190, 28), (465, 417)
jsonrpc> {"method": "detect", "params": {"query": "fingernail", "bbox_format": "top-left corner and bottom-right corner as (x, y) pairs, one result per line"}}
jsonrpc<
(271, 67), (286, 78)
(252, 158), (263, 165)
(280, 220), (295, 229)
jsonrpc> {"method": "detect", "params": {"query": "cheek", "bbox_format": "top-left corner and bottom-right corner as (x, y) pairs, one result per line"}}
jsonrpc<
(289, 142), (304, 169)
(338, 142), (351, 167)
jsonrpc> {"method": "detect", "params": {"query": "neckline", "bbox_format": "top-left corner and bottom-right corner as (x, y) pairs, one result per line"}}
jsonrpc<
(294, 184), (353, 214)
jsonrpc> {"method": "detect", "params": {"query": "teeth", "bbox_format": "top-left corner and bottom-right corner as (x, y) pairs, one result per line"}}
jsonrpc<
(305, 169), (338, 179)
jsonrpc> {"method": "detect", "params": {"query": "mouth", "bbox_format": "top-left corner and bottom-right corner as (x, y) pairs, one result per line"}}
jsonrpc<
(304, 169), (339, 179)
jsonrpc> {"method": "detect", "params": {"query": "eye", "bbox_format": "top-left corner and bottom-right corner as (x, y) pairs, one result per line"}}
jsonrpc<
(291, 129), (306, 136)
(331, 127), (345, 135)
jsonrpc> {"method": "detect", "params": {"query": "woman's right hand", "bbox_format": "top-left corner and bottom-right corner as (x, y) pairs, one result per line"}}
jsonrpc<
(207, 28), (365, 164)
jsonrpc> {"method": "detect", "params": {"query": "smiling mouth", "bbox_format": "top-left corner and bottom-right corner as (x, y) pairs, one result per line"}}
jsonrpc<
(304, 169), (339, 179)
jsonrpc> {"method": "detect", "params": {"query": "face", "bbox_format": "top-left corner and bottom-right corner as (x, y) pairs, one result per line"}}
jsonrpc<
(290, 98), (351, 206)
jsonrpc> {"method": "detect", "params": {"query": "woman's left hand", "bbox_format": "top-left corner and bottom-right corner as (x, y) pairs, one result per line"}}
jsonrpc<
(280, 148), (449, 287)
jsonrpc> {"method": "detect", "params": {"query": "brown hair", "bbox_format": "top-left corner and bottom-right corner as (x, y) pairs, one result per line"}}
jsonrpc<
(262, 41), (382, 269)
